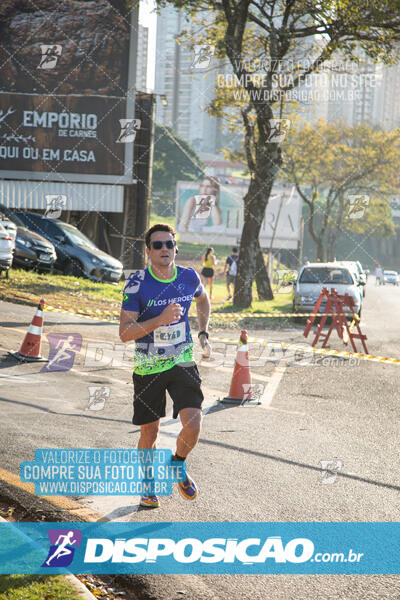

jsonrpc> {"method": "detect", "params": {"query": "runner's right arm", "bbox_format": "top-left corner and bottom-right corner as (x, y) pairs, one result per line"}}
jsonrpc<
(119, 302), (183, 342)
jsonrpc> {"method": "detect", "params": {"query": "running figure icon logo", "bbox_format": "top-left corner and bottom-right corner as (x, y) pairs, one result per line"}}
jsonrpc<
(346, 195), (370, 220)
(41, 333), (82, 373)
(319, 458), (343, 484)
(191, 44), (215, 69)
(44, 194), (66, 219)
(124, 270), (145, 294)
(242, 383), (264, 404)
(193, 195), (216, 220)
(42, 529), (82, 567)
(267, 119), (291, 143)
(38, 45), (62, 69)
(86, 386), (110, 411)
(116, 119), (141, 143)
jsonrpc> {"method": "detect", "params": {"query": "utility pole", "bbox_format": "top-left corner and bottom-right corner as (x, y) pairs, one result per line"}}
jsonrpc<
(298, 216), (304, 268)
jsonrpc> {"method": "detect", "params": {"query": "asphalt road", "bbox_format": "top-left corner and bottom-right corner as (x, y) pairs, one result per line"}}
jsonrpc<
(0, 279), (399, 599)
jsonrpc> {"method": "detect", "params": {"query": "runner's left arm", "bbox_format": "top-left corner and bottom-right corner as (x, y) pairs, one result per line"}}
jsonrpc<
(195, 290), (210, 334)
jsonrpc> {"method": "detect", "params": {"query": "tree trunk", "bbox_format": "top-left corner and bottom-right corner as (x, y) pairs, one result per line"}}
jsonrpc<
(326, 229), (338, 261)
(234, 167), (278, 307)
(316, 238), (325, 262)
(255, 242), (273, 300)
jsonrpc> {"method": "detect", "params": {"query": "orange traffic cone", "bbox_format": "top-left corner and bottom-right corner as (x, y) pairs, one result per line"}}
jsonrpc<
(9, 299), (47, 362)
(220, 330), (255, 404)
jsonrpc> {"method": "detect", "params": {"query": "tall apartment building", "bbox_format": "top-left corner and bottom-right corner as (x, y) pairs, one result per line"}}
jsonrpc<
(303, 50), (400, 131)
(373, 62), (400, 130)
(320, 56), (376, 126)
(154, 6), (221, 154)
(136, 25), (149, 91)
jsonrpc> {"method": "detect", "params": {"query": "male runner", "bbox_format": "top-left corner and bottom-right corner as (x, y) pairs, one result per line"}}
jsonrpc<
(119, 223), (211, 508)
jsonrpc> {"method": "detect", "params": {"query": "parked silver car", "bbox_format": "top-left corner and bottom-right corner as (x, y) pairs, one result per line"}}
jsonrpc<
(0, 222), (14, 278)
(0, 212), (17, 245)
(293, 262), (362, 317)
(383, 270), (399, 285)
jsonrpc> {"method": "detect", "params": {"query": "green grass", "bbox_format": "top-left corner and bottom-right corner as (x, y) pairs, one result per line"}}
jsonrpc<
(211, 284), (293, 312)
(199, 281), (294, 329)
(0, 575), (83, 600)
(0, 235), (294, 327)
(0, 268), (123, 319)
(149, 213), (175, 228)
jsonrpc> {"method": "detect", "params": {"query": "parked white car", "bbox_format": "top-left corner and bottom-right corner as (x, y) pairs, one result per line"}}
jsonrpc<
(0, 211), (17, 245)
(0, 221), (14, 278)
(293, 262), (363, 318)
(383, 270), (399, 285)
(337, 260), (367, 299)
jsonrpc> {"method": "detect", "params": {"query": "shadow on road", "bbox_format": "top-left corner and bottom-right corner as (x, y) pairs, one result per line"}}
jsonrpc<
(132, 426), (400, 493)
(0, 396), (130, 425)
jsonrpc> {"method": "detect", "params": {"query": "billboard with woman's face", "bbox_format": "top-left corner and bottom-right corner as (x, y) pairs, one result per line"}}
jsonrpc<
(176, 178), (302, 248)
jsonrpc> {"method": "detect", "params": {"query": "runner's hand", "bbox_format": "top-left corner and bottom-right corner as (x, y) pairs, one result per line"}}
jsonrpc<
(159, 301), (183, 325)
(199, 334), (212, 359)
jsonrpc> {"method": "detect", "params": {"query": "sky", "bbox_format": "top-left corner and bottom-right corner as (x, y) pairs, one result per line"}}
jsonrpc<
(138, 0), (157, 90)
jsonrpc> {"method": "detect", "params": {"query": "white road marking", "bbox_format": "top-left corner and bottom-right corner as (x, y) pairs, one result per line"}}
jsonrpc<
(0, 373), (43, 384)
(260, 405), (304, 416)
(199, 363), (271, 382)
(260, 363), (287, 408)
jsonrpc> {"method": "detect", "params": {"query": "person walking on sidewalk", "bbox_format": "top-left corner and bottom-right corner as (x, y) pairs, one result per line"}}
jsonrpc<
(201, 247), (217, 299)
(224, 247), (239, 300)
(119, 223), (211, 508)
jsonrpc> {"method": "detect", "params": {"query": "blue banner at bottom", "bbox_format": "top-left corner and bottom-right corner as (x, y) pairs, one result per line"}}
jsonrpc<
(0, 522), (399, 574)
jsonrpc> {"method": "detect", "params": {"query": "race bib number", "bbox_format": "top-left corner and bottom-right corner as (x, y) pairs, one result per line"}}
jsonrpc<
(153, 322), (186, 347)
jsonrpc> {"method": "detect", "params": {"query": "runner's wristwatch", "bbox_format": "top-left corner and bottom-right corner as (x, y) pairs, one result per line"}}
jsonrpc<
(198, 331), (209, 339)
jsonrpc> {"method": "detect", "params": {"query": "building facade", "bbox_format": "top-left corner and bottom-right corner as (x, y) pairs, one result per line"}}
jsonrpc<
(154, 5), (221, 154)
(136, 25), (149, 92)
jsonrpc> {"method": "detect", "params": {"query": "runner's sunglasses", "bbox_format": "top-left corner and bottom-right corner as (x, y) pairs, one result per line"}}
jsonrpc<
(151, 240), (176, 250)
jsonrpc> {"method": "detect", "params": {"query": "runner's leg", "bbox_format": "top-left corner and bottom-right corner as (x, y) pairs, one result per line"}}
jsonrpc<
(138, 419), (160, 449)
(167, 366), (203, 500)
(175, 407), (202, 500)
(176, 407), (202, 458)
(138, 419), (161, 507)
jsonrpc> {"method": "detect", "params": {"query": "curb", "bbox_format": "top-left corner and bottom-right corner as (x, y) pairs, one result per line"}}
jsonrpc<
(0, 515), (98, 600)
(64, 574), (99, 600)
(0, 467), (104, 523)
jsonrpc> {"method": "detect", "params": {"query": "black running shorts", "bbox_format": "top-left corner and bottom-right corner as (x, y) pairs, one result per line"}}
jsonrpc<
(201, 267), (214, 278)
(132, 364), (204, 425)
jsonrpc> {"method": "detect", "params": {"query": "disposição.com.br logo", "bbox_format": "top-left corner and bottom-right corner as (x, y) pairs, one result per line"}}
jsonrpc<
(42, 529), (82, 567)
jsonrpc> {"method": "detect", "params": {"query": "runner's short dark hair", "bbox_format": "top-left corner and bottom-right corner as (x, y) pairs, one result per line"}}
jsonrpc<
(145, 223), (176, 248)
(232, 247), (238, 253)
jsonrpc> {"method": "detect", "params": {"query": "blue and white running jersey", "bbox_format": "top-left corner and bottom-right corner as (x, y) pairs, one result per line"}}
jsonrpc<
(121, 265), (203, 374)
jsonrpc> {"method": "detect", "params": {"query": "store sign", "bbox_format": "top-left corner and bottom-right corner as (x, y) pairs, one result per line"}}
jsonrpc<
(0, 93), (129, 180)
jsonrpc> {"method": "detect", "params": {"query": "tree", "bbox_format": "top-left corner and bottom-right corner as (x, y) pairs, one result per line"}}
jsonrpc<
(158, 0), (400, 307)
(152, 124), (204, 216)
(283, 120), (398, 260)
